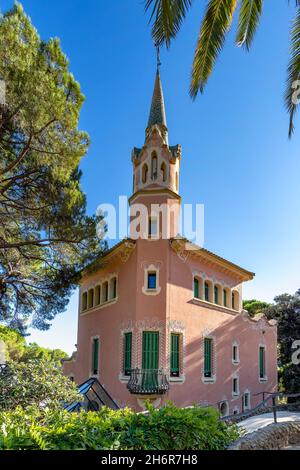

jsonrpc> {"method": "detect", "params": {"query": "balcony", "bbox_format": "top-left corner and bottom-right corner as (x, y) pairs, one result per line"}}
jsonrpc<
(127, 369), (169, 395)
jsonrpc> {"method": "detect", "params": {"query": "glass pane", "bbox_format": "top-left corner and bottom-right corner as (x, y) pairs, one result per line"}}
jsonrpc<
(148, 272), (156, 289)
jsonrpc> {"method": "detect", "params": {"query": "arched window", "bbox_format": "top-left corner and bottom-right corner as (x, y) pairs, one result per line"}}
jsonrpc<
(204, 281), (210, 302)
(95, 285), (101, 306)
(102, 281), (109, 303)
(142, 164), (148, 184)
(109, 277), (117, 300)
(194, 277), (200, 298)
(232, 290), (239, 311)
(161, 162), (167, 182)
(214, 285), (219, 304)
(151, 153), (158, 180)
(88, 289), (94, 309)
(82, 292), (87, 311)
(223, 288), (228, 307)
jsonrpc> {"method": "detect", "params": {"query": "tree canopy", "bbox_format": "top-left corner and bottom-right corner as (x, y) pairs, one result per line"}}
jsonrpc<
(265, 290), (300, 393)
(243, 299), (270, 317)
(0, 3), (106, 331)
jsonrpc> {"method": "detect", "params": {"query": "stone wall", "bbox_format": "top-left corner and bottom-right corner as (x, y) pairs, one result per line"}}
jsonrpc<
(229, 422), (300, 450)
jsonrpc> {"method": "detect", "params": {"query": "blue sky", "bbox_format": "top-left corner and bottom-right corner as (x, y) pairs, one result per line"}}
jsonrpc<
(2, 1), (300, 354)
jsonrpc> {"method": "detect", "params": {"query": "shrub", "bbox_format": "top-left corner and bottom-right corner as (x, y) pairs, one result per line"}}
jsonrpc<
(0, 359), (81, 411)
(0, 402), (239, 450)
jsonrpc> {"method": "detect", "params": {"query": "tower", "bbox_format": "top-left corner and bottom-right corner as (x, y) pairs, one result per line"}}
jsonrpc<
(129, 62), (182, 240)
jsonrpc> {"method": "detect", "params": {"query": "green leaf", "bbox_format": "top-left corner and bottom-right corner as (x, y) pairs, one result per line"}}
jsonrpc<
(236, 0), (263, 50)
(285, 6), (300, 137)
(145, 0), (193, 47)
(190, 0), (238, 98)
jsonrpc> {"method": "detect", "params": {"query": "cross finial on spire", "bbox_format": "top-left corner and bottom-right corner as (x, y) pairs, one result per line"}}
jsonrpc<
(155, 43), (161, 72)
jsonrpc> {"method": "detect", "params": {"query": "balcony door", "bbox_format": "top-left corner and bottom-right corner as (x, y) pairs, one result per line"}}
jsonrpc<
(142, 331), (159, 390)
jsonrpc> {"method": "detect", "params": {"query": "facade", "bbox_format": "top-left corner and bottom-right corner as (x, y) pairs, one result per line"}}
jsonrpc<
(63, 68), (277, 414)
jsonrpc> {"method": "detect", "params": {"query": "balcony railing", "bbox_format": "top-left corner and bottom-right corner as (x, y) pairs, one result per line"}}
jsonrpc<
(127, 368), (169, 395)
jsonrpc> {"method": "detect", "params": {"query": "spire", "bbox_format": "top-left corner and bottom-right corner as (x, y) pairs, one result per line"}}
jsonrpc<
(147, 45), (167, 129)
(147, 70), (167, 128)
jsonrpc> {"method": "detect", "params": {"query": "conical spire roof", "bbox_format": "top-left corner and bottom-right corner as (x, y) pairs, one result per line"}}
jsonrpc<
(147, 70), (167, 128)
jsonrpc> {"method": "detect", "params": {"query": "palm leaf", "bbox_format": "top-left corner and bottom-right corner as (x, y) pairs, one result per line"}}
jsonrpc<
(190, 0), (238, 98)
(285, 6), (300, 137)
(145, 0), (193, 47)
(236, 0), (263, 50)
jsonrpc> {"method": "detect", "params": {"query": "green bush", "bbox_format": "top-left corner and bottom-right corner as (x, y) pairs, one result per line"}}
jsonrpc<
(0, 402), (239, 450)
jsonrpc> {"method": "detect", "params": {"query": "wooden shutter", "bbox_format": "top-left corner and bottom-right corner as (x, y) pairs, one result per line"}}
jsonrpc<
(124, 332), (132, 376)
(194, 278), (199, 298)
(170, 333), (180, 376)
(204, 338), (212, 377)
(259, 347), (265, 378)
(92, 338), (99, 375)
(142, 332), (159, 370)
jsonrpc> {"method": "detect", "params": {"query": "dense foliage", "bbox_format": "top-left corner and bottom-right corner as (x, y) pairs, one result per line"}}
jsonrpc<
(0, 403), (239, 450)
(243, 299), (271, 318)
(0, 3), (106, 332)
(0, 359), (81, 411)
(265, 290), (300, 394)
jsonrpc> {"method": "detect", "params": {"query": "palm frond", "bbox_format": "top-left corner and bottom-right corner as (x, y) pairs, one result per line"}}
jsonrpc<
(145, 0), (193, 47)
(285, 6), (300, 137)
(236, 0), (263, 50)
(190, 0), (238, 98)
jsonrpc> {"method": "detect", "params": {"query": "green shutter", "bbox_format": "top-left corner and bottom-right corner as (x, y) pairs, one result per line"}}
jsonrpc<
(194, 278), (199, 298)
(214, 286), (218, 304)
(170, 333), (180, 376)
(259, 347), (265, 378)
(142, 332), (159, 370)
(124, 332), (132, 376)
(204, 338), (212, 377)
(223, 289), (227, 307)
(92, 338), (99, 375)
(205, 282), (209, 302)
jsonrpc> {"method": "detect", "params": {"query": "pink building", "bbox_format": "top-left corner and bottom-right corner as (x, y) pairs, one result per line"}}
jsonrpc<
(63, 68), (277, 415)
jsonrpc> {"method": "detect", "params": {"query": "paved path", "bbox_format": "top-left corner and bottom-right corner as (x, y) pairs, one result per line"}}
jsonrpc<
(237, 411), (300, 435)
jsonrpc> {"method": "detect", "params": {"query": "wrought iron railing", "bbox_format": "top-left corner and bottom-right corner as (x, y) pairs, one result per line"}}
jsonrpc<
(127, 368), (169, 395)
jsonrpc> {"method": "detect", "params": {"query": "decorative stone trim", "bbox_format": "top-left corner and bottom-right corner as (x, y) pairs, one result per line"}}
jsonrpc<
(232, 373), (240, 397)
(142, 263), (161, 296)
(232, 341), (240, 365)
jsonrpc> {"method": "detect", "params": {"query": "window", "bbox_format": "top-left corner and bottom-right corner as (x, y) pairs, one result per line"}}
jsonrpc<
(232, 376), (239, 395)
(232, 343), (239, 364)
(142, 331), (159, 370)
(243, 392), (251, 411)
(147, 272), (157, 290)
(220, 401), (229, 417)
(123, 332), (132, 376)
(109, 277), (117, 300)
(82, 292), (87, 311)
(259, 346), (266, 379)
(194, 278), (200, 298)
(148, 216), (158, 238)
(204, 338), (213, 378)
(232, 290), (239, 310)
(95, 286), (101, 305)
(223, 289), (227, 307)
(92, 338), (99, 375)
(88, 289), (94, 309)
(151, 154), (158, 180)
(102, 281), (108, 303)
(161, 162), (166, 182)
(170, 333), (180, 377)
(214, 285), (219, 304)
(204, 282), (210, 302)
(142, 164), (148, 184)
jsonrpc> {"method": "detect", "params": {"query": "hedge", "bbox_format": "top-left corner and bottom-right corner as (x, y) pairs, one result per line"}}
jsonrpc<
(0, 402), (239, 450)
